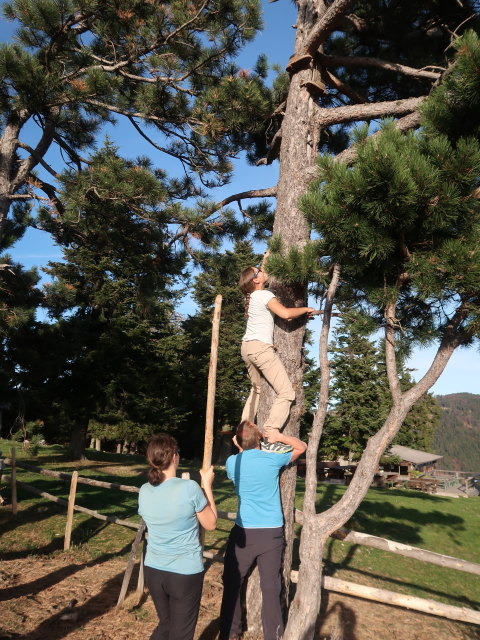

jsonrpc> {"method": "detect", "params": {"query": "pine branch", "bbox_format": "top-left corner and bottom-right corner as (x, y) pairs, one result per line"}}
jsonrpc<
(322, 69), (367, 103)
(12, 117), (57, 190)
(28, 175), (65, 215)
(384, 301), (402, 403)
(16, 141), (60, 178)
(82, 99), (167, 124)
(256, 129), (282, 166)
(304, 0), (357, 56)
(315, 96), (425, 128)
(46, 10), (98, 68)
(317, 53), (442, 80)
(216, 186), (277, 210)
(52, 133), (90, 169)
(163, 0), (210, 46)
(127, 116), (195, 167)
(332, 111), (422, 166)
(66, 55), (197, 96)
(7, 193), (49, 201)
(304, 263), (341, 514)
(338, 13), (369, 32)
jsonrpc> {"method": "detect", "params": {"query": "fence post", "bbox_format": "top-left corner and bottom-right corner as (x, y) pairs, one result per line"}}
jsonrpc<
(64, 470), (78, 550)
(11, 447), (17, 516)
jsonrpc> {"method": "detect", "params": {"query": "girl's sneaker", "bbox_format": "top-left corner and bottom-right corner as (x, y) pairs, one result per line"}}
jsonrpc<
(260, 439), (293, 454)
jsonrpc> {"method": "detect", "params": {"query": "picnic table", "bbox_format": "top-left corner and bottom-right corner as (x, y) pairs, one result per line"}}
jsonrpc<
(405, 477), (439, 493)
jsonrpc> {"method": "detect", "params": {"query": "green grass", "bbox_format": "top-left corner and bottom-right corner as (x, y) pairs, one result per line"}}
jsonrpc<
(1, 440), (479, 612)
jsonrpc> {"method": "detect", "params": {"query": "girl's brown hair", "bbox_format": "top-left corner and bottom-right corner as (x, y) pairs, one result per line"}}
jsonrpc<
(146, 433), (178, 486)
(239, 266), (256, 318)
(236, 420), (262, 450)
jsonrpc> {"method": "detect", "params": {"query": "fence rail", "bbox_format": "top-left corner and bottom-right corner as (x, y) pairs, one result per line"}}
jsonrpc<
(432, 468), (480, 479)
(2, 450), (480, 625)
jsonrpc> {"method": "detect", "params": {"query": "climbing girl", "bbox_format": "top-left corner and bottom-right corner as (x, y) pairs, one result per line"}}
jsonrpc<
(239, 259), (315, 451)
(138, 433), (217, 640)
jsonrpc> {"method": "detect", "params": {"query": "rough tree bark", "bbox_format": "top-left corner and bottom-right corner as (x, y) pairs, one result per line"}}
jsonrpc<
(245, 3), (322, 631)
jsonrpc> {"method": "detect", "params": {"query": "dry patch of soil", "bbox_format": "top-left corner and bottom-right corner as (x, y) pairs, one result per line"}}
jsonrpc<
(0, 553), (479, 640)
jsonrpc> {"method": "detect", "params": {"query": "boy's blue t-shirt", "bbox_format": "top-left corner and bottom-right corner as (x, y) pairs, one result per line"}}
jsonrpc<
(226, 449), (292, 528)
(138, 477), (207, 575)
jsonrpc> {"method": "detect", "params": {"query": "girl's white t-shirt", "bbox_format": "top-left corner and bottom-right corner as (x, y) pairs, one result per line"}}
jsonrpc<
(242, 289), (276, 345)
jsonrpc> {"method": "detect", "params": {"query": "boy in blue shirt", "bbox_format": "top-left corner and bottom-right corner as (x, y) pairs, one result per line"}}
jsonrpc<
(220, 420), (307, 640)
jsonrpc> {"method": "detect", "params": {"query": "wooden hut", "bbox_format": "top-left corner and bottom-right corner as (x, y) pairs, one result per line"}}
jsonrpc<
(387, 445), (443, 475)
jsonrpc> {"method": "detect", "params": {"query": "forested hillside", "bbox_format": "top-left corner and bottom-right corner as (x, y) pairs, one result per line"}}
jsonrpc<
(433, 394), (480, 472)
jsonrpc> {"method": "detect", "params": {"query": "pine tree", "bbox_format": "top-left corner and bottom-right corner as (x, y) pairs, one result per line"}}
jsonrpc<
(282, 31), (480, 637)
(36, 144), (191, 457)
(0, 0), (268, 244)
(0, 203), (42, 436)
(321, 313), (389, 461)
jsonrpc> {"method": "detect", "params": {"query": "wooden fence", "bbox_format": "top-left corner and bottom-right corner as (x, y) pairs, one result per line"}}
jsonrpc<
(1, 450), (480, 626)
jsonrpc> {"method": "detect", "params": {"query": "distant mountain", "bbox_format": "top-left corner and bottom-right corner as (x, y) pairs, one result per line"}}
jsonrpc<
(433, 393), (480, 472)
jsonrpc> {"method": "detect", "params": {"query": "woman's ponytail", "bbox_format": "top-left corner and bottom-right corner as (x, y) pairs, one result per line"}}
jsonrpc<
(146, 433), (178, 486)
(239, 267), (256, 319)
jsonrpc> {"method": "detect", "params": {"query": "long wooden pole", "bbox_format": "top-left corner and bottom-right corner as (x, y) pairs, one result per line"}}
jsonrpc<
(11, 447), (17, 516)
(202, 294), (222, 472)
(64, 470), (78, 550)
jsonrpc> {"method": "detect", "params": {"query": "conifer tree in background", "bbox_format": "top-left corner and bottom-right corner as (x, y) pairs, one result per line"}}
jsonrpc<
(321, 312), (390, 461)
(0, 205), (42, 436)
(33, 145), (191, 458)
(0, 0), (273, 456)
(321, 311), (440, 461)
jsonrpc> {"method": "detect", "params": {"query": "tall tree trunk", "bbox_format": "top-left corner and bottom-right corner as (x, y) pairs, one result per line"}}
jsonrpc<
(246, 1), (326, 629)
(68, 420), (88, 460)
(247, 0), (326, 632)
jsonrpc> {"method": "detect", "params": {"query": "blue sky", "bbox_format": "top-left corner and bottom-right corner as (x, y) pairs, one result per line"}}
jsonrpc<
(3, 2), (479, 396)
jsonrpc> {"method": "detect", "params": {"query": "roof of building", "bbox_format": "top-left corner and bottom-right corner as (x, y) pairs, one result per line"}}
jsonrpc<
(388, 445), (443, 465)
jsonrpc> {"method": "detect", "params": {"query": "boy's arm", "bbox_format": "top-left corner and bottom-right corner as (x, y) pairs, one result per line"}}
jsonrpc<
(264, 427), (307, 462)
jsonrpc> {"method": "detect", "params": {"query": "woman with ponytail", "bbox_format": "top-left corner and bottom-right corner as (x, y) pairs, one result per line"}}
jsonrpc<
(138, 433), (217, 640)
(239, 256), (315, 451)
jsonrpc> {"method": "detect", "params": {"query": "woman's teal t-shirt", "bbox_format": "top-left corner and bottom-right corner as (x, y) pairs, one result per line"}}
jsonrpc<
(138, 477), (207, 575)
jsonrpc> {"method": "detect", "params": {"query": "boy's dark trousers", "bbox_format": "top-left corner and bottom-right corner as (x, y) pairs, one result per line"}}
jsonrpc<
(144, 565), (204, 640)
(220, 524), (284, 640)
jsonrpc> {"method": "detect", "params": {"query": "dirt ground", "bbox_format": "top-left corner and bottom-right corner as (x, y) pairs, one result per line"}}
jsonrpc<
(0, 552), (479, 640)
